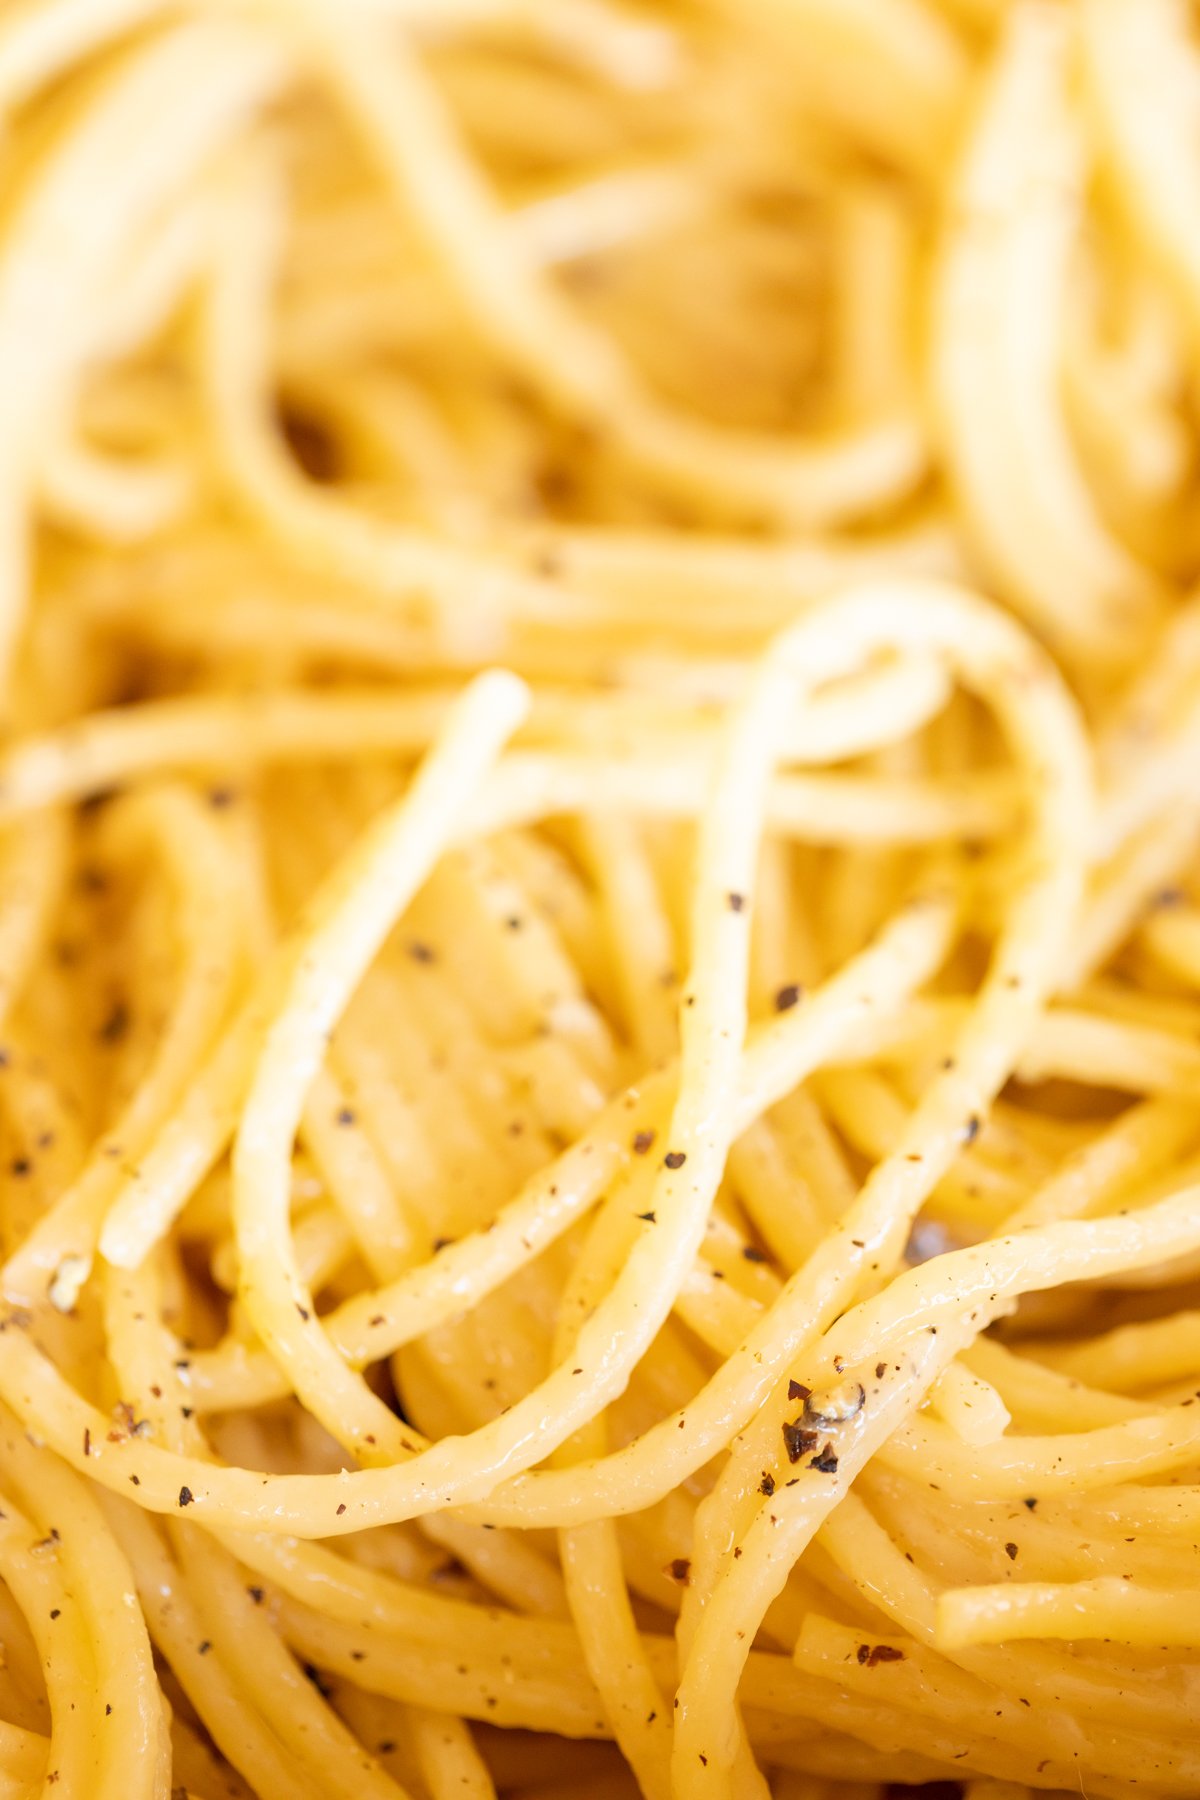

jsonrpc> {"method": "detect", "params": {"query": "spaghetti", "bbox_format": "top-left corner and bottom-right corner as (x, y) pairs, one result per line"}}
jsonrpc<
(0, 1), (1197, 1797)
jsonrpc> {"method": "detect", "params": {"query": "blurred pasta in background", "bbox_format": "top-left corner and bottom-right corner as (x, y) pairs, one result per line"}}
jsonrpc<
(0, 1), (1199, 1797)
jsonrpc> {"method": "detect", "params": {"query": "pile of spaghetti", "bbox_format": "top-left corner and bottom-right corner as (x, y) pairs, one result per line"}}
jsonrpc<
(1, 1), (1200, 1796)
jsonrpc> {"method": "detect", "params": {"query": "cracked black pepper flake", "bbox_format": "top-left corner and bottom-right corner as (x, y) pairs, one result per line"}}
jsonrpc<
(9, 1157), (28, 1177)
(336, 1503), (346, 1515)
(632, 1129), (655, 1154)
(335, 1106), (356, 1126)
(782, 1420), (818, 1463)
(805, 1381), (865, 1426)
(759, 1472), (775, 1496)
(774, 983), (802, 1012)
(1005, 1541), (1019, 1560)
(727, 891), (745, 912)
(664, 1150), (686, 1170)
(857, 1643), (904, 1667)
(665, 1558), (691, 1585)
(1024, 1497), (1038, 1510)
(809, 1444), (839, 1474)
(110, 1400), (149, 1439)
(742, 1244), (767, 1263)
(788, 1380), (811, 1402)
(247, 1586), (264, 1604)
(178, 1486), (193, 1508)
(407, 941), (435, 963)
(636, 1210), (657, 1223)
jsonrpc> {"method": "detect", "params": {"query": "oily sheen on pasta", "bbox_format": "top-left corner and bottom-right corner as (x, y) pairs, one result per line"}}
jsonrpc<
(0, 0), (1199, 1796)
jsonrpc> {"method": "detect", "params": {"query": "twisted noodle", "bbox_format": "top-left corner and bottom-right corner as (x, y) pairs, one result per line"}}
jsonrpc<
(1, 2), (1200, 1797)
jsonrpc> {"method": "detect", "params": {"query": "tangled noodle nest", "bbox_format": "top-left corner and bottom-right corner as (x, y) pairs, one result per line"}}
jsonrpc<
(0, 2), (1198, 1797)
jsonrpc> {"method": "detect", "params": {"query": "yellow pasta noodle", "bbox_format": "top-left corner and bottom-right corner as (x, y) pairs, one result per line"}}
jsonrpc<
(0, 2), (1199, 1798)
